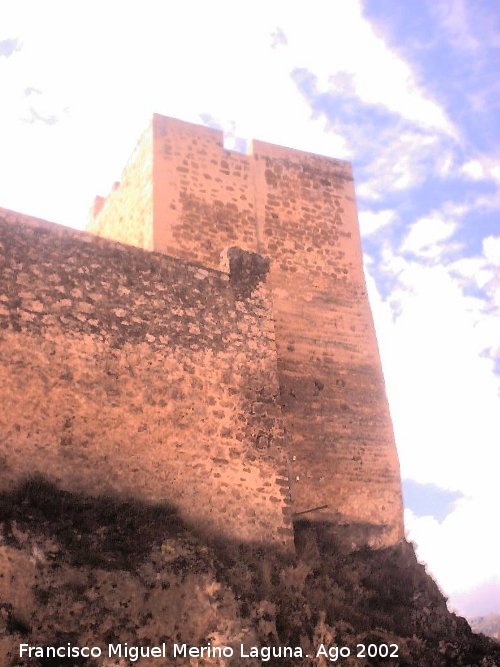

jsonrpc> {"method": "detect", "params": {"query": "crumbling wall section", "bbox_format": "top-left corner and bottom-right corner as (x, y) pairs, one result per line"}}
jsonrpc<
(0, 209), (293, 550)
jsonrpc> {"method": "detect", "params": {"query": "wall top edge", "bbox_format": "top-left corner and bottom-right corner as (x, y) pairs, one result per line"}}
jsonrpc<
(0, 206), (273, 283)
(152, 112), (223, 138)
(151, 112), (352, 170)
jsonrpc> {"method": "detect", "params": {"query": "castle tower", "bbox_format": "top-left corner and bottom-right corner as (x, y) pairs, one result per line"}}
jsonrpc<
(89, 114), (404, 548)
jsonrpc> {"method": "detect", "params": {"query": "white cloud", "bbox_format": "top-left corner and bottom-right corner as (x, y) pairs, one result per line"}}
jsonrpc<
(357, 131), (450, 201)
(384, 266), (498, 494)
(491, 165), (500, 183)
(284, 2), (456, 136)
(400, 214), (458, 258)
(461, 159), (486, 180)
(1, 0), (365, 225)
(358, 208), (397, 236)
(450, 257), (494, 289)
(366, 228), (500, 613)
(461, 157), (500, 184)
(369, 240), (500, 485)
(405, 499), (500, 614)
(452, 581), (500, 617)
(450, 237), (500, 343)
(0, 0), (460, 225)
(483, 235), (500, 264)
(437, 151), (455, 178)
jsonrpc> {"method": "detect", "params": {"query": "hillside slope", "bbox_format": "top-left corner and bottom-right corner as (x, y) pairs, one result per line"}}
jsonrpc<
(1, 478), (499, 667)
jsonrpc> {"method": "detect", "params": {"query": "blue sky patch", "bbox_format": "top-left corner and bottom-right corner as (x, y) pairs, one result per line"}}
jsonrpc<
(403, 479), (462, 522)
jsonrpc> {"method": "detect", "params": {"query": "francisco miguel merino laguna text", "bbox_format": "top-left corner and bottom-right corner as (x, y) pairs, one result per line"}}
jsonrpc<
(19, 642), (306, 662)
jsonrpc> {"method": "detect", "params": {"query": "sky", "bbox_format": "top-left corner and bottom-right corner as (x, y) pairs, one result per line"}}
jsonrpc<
(1, 0), (499, 618)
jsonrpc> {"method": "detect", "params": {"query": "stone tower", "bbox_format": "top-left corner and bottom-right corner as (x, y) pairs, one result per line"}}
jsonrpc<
(88, 113), (403, 548)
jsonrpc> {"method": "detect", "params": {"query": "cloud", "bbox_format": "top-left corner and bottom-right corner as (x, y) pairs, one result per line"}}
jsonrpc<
(292, 67), (457, 202)
(0, 37), (21, 58)
(0, 0), (464, 223)
(22, 106), (59, 126)
(270, 27), (287, 49)
(358, 208), (398, 236)
(373, 205), (500, 616)
(460, 157), (500, 184)
(405, 500), (500, 614)
(24, 86), (42, 96)
(400, 214), (458, 258)
(402, 480), (462, 522)
(461, 159), (486, 180)
(483, 235), (500, 264)
(284, 2), (456, 136)
(366, 241), (500, 498)
(357, 129), (451, 200)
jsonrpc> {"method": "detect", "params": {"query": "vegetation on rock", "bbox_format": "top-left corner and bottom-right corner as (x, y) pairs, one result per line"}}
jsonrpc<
(1, 478), (499, 666)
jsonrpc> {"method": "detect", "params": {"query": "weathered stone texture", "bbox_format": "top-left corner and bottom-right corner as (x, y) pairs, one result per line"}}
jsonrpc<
(0, 209), (292, 549)
(89, 115), (403, 547)
(153, 115), (259, 265)
(252, 142), (403, 546)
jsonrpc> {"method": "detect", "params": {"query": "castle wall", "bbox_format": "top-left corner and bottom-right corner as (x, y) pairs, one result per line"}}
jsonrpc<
(0, 209), (293, 550)
(252, 143), (403, 546)
(152, 114), (259, 265)
(88, 115), (404, 548)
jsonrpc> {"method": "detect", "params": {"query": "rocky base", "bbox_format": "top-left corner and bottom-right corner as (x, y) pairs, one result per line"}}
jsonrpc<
(1, 478), (499, 666)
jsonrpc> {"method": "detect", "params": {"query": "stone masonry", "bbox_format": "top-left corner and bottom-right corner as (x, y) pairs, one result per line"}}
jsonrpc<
(0, 208), (293, 550)
(87, 114), (404, 548)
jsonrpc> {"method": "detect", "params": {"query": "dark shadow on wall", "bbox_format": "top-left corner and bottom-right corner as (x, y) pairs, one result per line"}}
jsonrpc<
(0, 477), (186, 570)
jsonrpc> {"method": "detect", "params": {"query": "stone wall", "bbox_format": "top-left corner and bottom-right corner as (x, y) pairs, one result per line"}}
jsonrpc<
(153, 114), (259, 264)
(89, 115), (403, 547)
(0, 208), (293, 550)
(252, 142), (403, 546)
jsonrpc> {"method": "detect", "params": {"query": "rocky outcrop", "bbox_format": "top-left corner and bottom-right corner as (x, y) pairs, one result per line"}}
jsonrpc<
(1, 478), (499, 667)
